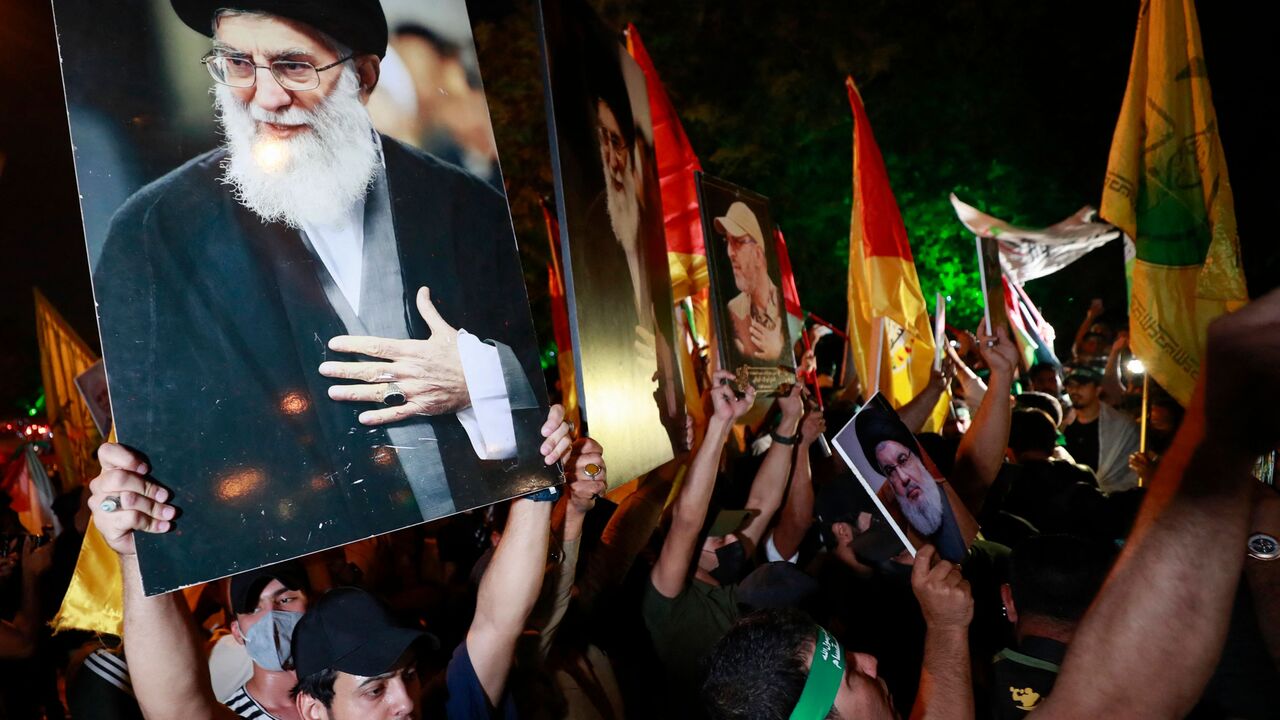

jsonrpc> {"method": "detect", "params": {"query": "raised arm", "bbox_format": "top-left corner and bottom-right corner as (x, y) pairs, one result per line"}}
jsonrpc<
(468, 405), (573, 705)
(0, 541), (54, 659)
(951, 327), (1018, 514)
(1071, 298), (1104, 360)
(1037, 289), (1280, 719)
(737, 384), (806, 556)
(530, 437), (607, 659)
(899, 359), (954, 433)
(88, 442), (236, 720)
(650, 371), (753, 599)
(1100, 331), (1128, 405)
(770, 409), (826, 560)
(945, 342), (986, 411)
(909, 545), (975, 720)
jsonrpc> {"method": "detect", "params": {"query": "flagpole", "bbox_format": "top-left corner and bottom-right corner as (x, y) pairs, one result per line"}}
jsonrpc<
(872, 317), (885, 397)
(1138, 372), (1149, 487)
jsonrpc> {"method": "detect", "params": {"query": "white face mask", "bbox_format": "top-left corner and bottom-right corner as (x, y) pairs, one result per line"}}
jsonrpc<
(242, 609), (304, 672)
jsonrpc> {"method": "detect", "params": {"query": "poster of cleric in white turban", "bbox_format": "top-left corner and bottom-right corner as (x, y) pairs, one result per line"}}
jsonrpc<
(696, 173), (796, 398)
(536, 0), (685, 485)
(831, 394), (977, 564)
(51, 0), (558, 594)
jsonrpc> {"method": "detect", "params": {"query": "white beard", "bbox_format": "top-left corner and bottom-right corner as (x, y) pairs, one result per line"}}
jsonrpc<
(899, 474), (944, 536)
(214, 67), (377, 228)
(604, 159), (641, 256)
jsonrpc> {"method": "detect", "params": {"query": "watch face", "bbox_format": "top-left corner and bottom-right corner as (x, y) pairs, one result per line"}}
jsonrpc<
(1248, 533), (1279, 561)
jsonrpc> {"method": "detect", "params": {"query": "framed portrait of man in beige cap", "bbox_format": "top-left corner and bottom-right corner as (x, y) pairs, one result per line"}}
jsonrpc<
(50, 0), (557, 595)
(696, 172), (796, 397)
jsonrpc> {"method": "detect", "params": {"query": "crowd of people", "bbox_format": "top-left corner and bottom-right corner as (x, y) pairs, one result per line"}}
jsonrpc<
(2, 289), (1279, 719)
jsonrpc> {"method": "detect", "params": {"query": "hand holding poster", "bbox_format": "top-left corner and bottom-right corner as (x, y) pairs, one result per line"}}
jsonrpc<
(53, 0), (557, 594)
(696, 173), (796, 398)
(831, 394), (976, 564)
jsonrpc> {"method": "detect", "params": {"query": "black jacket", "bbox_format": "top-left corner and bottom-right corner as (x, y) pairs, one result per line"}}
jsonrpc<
(95, 137), (550, 594)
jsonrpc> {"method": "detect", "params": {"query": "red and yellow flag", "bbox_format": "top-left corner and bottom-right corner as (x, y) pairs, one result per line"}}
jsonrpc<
(846, 77), (946, 430)
(625, 25), (710, 341)
(1100, 0), (1247, 407)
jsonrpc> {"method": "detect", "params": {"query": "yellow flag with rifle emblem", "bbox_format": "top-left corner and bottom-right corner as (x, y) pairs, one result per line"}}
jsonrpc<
(1101, 0), (1247, 407)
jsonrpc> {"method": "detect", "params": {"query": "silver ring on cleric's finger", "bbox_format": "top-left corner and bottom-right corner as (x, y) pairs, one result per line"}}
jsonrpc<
(381, 382), (407, 407)
(985, 339), (997, 348)
(567, 420), (576, 436)
(585, 463), (602, 480)
(100, 496), (122, 513)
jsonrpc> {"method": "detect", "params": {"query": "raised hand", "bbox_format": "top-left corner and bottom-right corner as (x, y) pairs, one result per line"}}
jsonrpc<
(20, 539), (55, 580)
(710, 369), (755, 423)
(563, 437), (607, 515)
(1088, 298), (1105, 318)
(911, 544), (973, 631)
(539, 404), (574, 466)
(776, 382), (805, 422)
(1203, 288), (1280, 457)
(976, 326), (1019, 383)
(321, 286), (471, 426)
(799, 409), (826, 446)
(87, 443), (177, 556)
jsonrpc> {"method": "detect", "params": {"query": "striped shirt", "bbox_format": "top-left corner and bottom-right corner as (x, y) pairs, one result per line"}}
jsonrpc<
(83, 648), (133, 695)
(225, 685), (277, 719)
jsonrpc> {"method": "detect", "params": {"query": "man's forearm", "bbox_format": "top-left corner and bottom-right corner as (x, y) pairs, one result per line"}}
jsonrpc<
(651, 417), (732, 597)
(1038, 412), (1255, 719)
(771, 444), (814, 560)
(910, 626), (973, 720)
(740, 413), (802, 551)
(952, 369), (1013, 513)
(470, 498), (553, 704)
(121, 556), (229, 720)
(900, 381), (945, 433)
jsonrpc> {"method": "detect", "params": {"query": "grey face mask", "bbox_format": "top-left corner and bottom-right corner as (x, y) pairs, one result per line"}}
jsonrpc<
(242, 610), (303, 672)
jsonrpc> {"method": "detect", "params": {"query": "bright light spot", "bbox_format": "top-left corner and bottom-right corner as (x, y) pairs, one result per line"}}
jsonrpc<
(1126, 358), (1145, 374)
(216, 468), (264, 501)
(279, 391), (310, 416)
(252, 139), (289, 173)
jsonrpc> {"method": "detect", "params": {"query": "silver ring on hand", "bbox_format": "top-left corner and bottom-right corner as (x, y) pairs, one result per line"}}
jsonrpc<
(985, 339), (997, 348)
(382, 382), (407, 407)
(100, 496), (122, 513)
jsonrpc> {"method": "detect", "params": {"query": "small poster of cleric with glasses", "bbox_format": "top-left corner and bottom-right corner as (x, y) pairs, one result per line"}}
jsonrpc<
(50, 0), (559, 594)
(831, 394), (977, 564)
(696, 173), (796, 397)
(536, 0), (685, 484)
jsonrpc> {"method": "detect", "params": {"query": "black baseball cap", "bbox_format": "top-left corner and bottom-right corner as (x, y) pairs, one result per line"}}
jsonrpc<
(1064, 367), (1102, 386)
(229, 560), (310, 615)
(171, 0), (390, 58)
(815, 476), (875, 548)
(292, 587), (439, 680)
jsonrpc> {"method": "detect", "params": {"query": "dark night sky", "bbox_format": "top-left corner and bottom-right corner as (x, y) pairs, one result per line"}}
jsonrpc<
(0, 1), (1270, 415)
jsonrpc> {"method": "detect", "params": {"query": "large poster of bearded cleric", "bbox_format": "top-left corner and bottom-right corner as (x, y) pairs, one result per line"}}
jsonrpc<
(536, 0), (684, 485)
(696, 173), (797, 397)
(831, 394), (977, 564)
(51, 0), (558, 594)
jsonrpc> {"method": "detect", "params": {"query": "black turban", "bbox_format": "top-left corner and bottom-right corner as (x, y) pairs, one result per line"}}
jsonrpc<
(172, 0), (389, 58)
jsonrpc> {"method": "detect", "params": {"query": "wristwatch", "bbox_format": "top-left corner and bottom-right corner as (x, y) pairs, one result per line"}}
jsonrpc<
(1247, 533), (1279, 561)
(526, 486), (561, 503)
(771, 431), (800, 446)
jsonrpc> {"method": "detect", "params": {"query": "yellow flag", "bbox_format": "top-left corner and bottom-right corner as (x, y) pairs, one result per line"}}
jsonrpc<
(52, 519), (123, 636)
(1100, 0), (1247, 407)
(33, 289), (102, 492)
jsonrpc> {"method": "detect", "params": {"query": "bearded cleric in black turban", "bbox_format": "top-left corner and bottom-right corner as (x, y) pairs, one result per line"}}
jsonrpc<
(93, 0), (551, 594)
(171, 0), (389, 57)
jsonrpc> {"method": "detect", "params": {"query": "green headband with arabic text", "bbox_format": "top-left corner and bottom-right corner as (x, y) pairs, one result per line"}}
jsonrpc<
(789, 625), (844, 720)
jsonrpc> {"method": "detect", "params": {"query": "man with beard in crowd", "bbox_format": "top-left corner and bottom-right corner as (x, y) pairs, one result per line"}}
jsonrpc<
(715, 202), (786, 361)
(94, 0), (552, 588)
